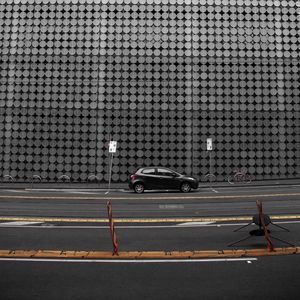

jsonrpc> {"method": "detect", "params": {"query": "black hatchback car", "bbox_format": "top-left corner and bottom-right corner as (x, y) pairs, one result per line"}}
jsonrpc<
(129, 167), (199, 193)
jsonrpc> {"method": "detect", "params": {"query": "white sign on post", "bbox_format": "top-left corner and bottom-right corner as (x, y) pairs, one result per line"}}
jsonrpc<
(109, 141), (117, 153)
(207, 138), (213, 151)
(106, 141), (117, 194)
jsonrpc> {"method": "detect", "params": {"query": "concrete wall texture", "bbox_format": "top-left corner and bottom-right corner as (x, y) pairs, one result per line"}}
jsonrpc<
(0, 0), (299, 183)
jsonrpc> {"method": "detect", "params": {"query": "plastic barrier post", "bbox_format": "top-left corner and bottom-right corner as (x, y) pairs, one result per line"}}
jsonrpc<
(107, 201), (119, 255)
(256, 200), (274, 252)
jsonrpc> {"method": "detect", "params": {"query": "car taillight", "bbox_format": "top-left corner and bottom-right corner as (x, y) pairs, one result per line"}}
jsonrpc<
(130, 175), (136, 181)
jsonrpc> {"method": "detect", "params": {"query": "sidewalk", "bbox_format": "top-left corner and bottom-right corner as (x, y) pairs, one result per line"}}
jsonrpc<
(202, 178), (300, 188)
(0, 178), (299, 190)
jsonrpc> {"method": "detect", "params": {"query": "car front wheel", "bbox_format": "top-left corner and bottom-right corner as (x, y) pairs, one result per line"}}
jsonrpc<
(180, 182), (191, 193)
(134, 183), (145, 194)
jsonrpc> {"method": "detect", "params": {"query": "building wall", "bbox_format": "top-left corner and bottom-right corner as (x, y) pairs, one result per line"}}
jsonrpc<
(0, 0), (299, 182)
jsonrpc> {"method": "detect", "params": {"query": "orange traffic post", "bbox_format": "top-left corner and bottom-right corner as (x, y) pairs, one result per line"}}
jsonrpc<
(256, 200), (274, 252)
(107, 201), (119, 255)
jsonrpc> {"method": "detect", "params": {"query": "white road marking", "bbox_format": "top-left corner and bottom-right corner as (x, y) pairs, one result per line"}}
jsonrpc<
(4, 190), (28, 193)
(272, 220), (300, 225)
(25, 188), (110, 195)
(67, 191), (101, 195)
(177, 221), (216, 226)
(26, 189), (103, 192)
(1, 220), (299, 229)
(25, 189), (64, 192)
(0, 257), (258, 264)
(217, 185), (295, 190)
(0, 221), (44, 226)
(159, 204), (185, 209)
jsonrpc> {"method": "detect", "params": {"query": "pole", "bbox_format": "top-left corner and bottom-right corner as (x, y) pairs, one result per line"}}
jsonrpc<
(209, 151), (212, 189)
(106, 153), (113, 195)
(107, 201), (119, 255)
(256, 200), (274, 252)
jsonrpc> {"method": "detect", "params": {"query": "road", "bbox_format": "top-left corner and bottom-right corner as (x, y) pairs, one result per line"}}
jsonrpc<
(1, 256), (300, 300)
(0, 184), (300, 218)
(0, 183), (300, 299)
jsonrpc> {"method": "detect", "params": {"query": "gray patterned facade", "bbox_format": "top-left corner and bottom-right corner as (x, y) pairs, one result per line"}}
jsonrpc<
(0, 0), (299, 183)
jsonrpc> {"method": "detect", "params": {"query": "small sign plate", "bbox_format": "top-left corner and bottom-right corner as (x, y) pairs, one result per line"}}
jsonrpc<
(109, 141), (117, 153)
(207, 138), (213, 151)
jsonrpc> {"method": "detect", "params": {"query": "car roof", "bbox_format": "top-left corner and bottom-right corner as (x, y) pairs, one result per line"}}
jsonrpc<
(137, 167), (179, 172)
(139, 167), (171, 170)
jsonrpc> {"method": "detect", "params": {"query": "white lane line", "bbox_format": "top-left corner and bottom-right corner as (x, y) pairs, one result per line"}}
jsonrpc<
(67, 192), (101, 195)
(4, 190), (28, 193)
(25, 189), (109, 195)
(273, 220), (300, 225)
(25, 189), (103, 192)
(1, 221), (299, 230)
(0, 257), (258, 264)
(218, 185), (296, 190)
(0, 221), (44, 226)
(177, 221), (216, 226)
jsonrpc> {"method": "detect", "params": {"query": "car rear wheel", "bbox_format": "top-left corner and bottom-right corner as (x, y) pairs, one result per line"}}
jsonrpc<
(180, 182), (191, 193)
(134, 183), (145, 194)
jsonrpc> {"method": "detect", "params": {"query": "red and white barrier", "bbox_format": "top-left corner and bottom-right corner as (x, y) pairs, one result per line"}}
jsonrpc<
(107, 201), (119, 255)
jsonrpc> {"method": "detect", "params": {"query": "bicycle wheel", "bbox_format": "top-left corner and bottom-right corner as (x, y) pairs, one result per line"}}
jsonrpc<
(204, 174), (216, 182)
(244, 174), (252, 184)
(227, 175), (234, 184)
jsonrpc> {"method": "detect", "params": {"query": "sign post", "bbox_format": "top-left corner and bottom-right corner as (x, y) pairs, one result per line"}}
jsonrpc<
(207, 138), (213, 188)
(106, 141), (117, 195)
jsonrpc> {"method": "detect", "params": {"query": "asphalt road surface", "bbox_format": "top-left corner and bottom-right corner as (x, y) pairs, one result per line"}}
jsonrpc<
(1, 256), (300, 300)
(0, 183), (300, 299)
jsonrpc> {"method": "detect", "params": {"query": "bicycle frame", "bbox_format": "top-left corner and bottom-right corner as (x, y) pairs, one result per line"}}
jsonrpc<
(228, 169), (252, 184)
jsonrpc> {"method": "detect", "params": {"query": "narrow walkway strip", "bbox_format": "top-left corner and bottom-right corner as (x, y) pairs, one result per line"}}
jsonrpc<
(0, 192), (300, 200)
(0, 247), (299, 259)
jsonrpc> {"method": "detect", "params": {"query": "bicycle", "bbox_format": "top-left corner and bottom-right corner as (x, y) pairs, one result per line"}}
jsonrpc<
(203, 173), (216, 183)
(227, 168), (252, 184)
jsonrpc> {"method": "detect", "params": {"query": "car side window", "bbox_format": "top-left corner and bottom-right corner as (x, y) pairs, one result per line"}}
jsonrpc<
(141, 168), (156, 175)
(157, 168), (174, 177)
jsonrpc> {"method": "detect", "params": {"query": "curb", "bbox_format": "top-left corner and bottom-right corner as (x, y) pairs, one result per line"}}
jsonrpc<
(1, 193), (300, 201)
(0, 247), (299, 260)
